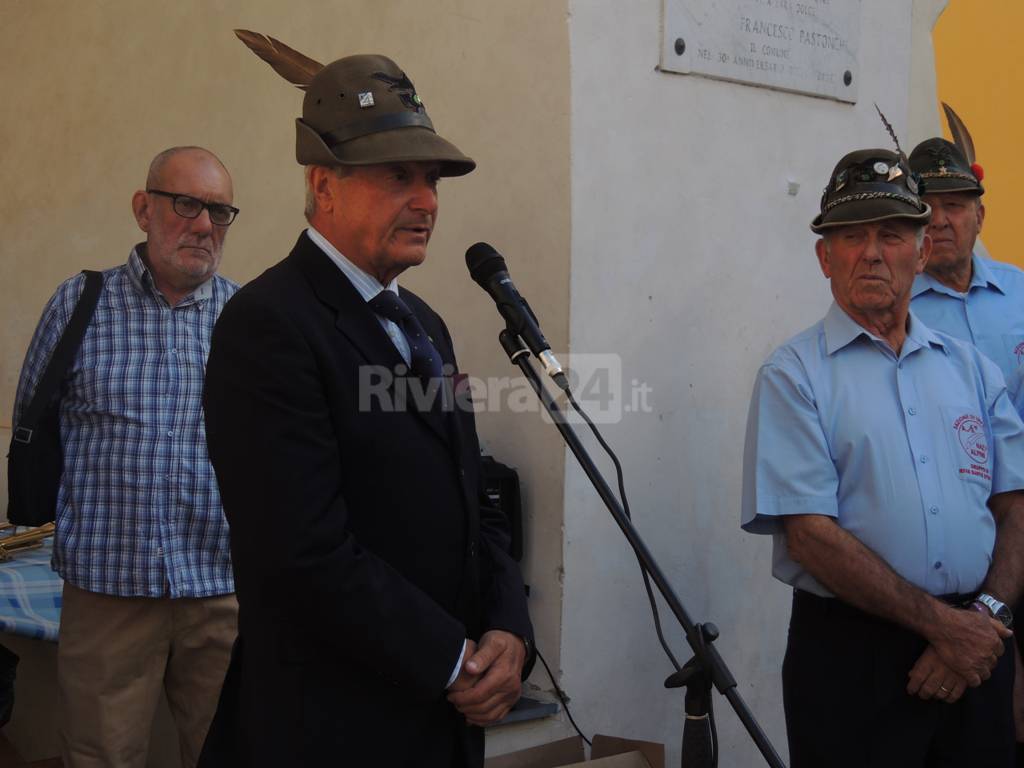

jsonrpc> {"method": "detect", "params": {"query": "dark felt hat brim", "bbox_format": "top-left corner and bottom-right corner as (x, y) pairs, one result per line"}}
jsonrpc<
(919, 176), (984, 196)
(296, 119), (475, 177)
(810, 198), (931, 234)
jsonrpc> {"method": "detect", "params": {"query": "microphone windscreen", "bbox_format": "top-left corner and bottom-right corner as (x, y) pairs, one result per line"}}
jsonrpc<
(465, 242), (507, 285)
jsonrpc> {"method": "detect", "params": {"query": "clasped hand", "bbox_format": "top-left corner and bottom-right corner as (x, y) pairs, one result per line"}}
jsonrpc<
(907, 606), (1011, 703)
(447, 630), (527, 726)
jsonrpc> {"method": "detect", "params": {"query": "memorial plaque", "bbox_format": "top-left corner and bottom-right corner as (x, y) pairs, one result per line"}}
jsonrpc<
(661, 0), (860, 103)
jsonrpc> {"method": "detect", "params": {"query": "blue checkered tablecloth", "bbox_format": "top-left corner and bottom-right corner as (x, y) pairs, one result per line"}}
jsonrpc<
(0, 539), (61, 642)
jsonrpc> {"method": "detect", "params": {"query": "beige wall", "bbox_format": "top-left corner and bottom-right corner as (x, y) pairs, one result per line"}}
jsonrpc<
(1, 0), (570, 709)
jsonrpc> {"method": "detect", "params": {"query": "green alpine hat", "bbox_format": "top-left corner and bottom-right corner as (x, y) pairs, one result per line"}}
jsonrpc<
(811, 148), (930, 234)
(908, 137), (984, 196)
(295, 54), (475, 177)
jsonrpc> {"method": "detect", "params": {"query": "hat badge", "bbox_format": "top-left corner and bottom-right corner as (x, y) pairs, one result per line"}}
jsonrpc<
(358, 91), (375, 108)
(928, 146), (952, 175)
(371, 71), (425, 112)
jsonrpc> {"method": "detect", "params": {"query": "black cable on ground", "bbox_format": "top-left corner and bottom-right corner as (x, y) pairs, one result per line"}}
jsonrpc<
(535, 647), (592, 747)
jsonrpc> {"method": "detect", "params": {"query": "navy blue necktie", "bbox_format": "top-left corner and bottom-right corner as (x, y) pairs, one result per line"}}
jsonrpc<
(368, 291), (444, 381)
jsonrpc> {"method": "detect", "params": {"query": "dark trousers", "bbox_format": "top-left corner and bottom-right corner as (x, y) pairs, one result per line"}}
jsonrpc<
(783, 590), (1014, 768)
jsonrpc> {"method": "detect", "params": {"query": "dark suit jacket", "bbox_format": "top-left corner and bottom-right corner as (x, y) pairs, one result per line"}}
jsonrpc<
(198, 233), (533, 767)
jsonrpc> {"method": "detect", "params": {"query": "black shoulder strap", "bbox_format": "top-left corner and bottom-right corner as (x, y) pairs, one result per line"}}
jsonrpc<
(18, 270), (104, 429)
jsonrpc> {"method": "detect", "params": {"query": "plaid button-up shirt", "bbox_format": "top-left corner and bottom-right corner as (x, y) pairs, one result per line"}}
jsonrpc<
(13, 245), (238, 597)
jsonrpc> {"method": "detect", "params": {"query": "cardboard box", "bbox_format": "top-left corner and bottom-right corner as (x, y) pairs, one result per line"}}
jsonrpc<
(485, 735), (664, 768)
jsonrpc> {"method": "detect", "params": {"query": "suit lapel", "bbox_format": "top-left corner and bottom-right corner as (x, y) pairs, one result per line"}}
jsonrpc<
(289, 233), (450, 447)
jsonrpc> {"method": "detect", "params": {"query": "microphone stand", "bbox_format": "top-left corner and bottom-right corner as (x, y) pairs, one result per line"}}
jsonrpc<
(497, 329), (785, 768)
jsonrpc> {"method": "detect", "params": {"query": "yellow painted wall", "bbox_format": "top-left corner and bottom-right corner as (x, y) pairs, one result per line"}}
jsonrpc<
(934, 0), (1024, 266)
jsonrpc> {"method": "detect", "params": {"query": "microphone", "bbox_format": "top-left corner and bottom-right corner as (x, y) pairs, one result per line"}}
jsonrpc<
(465, 242), (567, 387)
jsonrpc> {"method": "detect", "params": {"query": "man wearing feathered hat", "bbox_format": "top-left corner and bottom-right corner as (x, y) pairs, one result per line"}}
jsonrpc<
(742, 147), (1024, 766)
(909, 105), (1024, 759)
(909, 107), (1024, 384)
(199, 41), (533, 767)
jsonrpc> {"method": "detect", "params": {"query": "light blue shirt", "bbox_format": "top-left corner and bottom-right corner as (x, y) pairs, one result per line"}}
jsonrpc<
(742, 303), (1024, 597)
(305, 226), (411, 365)
(911, 253), (1024, 381)
(1009, 366), (1024, 419)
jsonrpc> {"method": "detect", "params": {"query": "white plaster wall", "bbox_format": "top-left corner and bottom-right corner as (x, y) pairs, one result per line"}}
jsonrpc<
(909, 0), (948, 141)
(563, 1), (932, 764)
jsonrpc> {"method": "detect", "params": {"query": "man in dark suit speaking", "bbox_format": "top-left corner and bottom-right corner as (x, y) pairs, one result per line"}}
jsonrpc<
(199, 53), (534, 767)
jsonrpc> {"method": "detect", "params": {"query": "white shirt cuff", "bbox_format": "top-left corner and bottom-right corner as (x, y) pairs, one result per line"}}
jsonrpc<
(446, 639), (468, 689)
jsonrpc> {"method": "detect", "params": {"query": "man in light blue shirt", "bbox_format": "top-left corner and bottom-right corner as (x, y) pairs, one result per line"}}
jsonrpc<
(909, 137), (1024, 756)
(742, 147), (1024, 767)
(908, 137), (1024, 382)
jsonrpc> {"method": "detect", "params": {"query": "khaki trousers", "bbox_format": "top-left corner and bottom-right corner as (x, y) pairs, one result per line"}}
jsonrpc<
(57, 582), (237, 768)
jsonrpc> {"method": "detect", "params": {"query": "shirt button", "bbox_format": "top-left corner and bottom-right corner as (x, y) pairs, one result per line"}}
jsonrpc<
(920, 455), (928, 464)
(929, 506), (939, 515)
(166, 430), (174, 437)
(934, 561), (942, 570)
(908, 407), (917, 416)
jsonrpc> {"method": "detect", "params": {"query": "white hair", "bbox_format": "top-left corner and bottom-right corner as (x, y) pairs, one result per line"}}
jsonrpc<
(303, 165), (352, 221)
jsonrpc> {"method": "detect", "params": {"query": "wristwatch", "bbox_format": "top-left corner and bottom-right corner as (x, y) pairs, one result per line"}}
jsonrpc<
(972, 593), (1014, 628)
(520, 635), (533, 660)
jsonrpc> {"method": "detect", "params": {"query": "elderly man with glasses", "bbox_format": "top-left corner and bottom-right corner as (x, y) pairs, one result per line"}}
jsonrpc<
(12, 146), (240, 768)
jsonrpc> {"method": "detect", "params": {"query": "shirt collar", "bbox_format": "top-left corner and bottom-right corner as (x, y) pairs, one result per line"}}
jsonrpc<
(911, 251), (1004, 298)
(306, 226), (398, 302)
(970, 252), (1004, 293)
(823, 302), (947, 357)
(127, 243), (213, 305)
(127, 244), (150, 295)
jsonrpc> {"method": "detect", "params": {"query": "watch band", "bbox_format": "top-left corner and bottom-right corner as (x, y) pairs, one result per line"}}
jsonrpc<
(974, 592), (1013, 628)
(976, 592), (1006, 616)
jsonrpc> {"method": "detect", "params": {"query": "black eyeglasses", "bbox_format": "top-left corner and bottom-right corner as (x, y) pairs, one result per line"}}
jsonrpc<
(146, 189), (240, 226)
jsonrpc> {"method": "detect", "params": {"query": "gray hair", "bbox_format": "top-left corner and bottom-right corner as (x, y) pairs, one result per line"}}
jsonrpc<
(147, 146), (228, 189)
(304, 165), (352, 221)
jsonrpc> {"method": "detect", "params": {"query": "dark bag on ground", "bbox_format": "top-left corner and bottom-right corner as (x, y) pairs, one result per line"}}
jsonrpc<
(6, 271), (103, 527)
